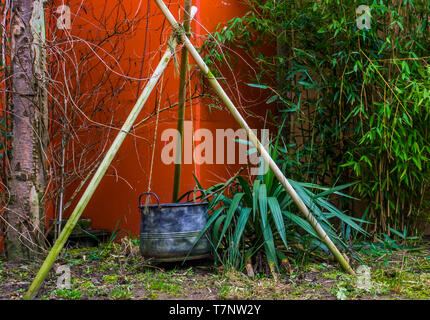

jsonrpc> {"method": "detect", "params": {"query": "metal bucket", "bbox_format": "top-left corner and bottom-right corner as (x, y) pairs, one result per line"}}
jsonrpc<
(138, 191), (211, 262)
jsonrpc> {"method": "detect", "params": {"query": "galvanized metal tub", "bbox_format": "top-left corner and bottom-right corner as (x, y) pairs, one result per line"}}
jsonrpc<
(138, 191), (211, 262)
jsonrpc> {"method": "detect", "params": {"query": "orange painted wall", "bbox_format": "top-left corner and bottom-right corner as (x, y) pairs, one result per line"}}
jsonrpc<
(72, 0), (268, 238)
(0, 0), (272, 251)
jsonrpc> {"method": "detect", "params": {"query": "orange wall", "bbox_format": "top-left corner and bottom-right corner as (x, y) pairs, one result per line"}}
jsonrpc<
(1, 0), (272, 251)
(72, 0), (267, 238)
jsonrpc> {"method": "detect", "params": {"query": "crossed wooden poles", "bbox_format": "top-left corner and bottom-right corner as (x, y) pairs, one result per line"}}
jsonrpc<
(23, 0), (354, 300)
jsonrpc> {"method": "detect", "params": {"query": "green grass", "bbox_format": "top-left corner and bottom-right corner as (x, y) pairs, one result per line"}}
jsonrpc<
(110, 286), (133, 299)
(103, 274), (118, 284)
(54, 288), (83, 300)
(1, 241), (428, 300)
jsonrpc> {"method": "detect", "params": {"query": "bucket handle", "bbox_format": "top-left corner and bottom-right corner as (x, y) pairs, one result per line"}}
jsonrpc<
(176, 189), (207, 203)
(138, 192), (160, 207)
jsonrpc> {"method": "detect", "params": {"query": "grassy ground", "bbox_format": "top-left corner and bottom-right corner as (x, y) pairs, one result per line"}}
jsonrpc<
(0, 239), (429, 300)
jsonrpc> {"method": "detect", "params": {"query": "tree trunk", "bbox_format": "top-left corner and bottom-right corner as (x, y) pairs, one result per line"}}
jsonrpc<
(5, 0), (48, 262)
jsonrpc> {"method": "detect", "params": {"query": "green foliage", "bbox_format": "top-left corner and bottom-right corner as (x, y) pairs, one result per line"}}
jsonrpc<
(109, 286), (133, 299)
(194, 135), (367, 275)
(103, 274), (118, 284)
(54, 288), (83, 300)
(203, 0), (430, 235)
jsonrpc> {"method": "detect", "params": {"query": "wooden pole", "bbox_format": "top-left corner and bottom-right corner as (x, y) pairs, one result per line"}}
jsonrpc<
(23, 33), (180, 300)
(154, 0), (355, 275)
(172, 0), (193, 202)
(24, 7), (199, 299)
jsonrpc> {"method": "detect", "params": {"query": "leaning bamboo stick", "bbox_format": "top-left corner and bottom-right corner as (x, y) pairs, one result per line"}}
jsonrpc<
(23, 35), (181, 301)
(154, 0), (356, 275)
(24, 7), (200, 299)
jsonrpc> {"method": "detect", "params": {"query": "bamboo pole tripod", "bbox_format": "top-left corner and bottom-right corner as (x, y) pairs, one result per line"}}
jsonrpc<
(24, 0), (354, 300)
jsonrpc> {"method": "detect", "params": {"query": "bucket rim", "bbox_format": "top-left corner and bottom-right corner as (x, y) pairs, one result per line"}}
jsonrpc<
(138, 201), (208, 210)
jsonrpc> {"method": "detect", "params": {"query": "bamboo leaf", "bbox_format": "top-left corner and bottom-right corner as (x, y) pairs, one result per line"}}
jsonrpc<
(247, 83), (268, 89)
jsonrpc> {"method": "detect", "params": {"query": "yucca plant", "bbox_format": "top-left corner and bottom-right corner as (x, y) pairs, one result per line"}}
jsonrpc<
(193, 131), (369, 276)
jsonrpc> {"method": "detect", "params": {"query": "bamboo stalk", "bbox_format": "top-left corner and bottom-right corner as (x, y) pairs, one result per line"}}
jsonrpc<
(172, 0), (192, 202)
(154, 0), (355, 275)
(23, 34), (180, 300)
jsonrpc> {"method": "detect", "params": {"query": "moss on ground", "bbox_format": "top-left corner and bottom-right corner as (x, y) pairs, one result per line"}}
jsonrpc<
(0, 239), (428, 300)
